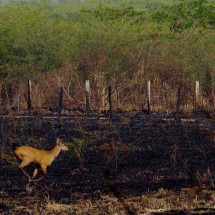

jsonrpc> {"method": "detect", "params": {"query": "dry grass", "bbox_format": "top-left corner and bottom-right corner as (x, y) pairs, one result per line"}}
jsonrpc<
(8, 189), (215, 214)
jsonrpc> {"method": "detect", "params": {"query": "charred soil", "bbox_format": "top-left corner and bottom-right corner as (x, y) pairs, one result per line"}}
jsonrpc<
(0, 112), (215, 214)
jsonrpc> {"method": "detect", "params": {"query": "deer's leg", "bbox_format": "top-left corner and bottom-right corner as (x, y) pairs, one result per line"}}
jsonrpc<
(18, 160), (32, 181)
(32, 164), (47, 182)
(41, 164), (47, 176)
(31, 168), (43, 182)
(32, 168), (39, 179)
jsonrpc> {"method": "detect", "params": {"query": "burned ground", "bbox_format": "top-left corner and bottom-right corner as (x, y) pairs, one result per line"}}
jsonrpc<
(0, 112), (215, 214)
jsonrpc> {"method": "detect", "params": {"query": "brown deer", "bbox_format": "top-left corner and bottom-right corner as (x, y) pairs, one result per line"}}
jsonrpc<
(12, 138), (68, 183)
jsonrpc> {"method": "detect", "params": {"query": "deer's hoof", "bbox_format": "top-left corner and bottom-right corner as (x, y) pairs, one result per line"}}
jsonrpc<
(26, 184), (33, 193)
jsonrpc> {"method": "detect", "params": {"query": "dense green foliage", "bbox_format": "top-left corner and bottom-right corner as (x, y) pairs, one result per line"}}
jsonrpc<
(0, 0), (214, 111)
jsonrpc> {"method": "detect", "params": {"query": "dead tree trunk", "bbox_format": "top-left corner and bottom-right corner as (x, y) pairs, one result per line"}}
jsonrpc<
(109, 86), (113, 121)
(176, 86), (181, 115)
(147, 81), (151, 114)
(27, 80), (32, 113)
(195, 81), (199, 116)
(85, 80), (90, 115)
(57, 86), (63, 115)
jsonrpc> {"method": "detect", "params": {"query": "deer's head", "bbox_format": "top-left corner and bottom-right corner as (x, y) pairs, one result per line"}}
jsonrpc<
(56, 138), (69, 151)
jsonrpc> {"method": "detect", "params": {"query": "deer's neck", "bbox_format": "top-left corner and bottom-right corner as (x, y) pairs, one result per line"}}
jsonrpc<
(50, 145), (61, 159)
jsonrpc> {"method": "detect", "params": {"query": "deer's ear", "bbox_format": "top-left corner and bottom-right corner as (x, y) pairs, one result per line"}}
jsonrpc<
(56, 137), (60, 145)
(59, 140), (62, 146)
(57, 138), (63, 146)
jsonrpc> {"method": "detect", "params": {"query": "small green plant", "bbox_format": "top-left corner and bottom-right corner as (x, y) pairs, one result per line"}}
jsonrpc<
(67, 135), (87, 171)
(0, 199), (15, 210)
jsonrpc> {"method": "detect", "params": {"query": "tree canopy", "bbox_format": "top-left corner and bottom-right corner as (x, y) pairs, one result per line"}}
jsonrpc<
(0, 0), (214, 87)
